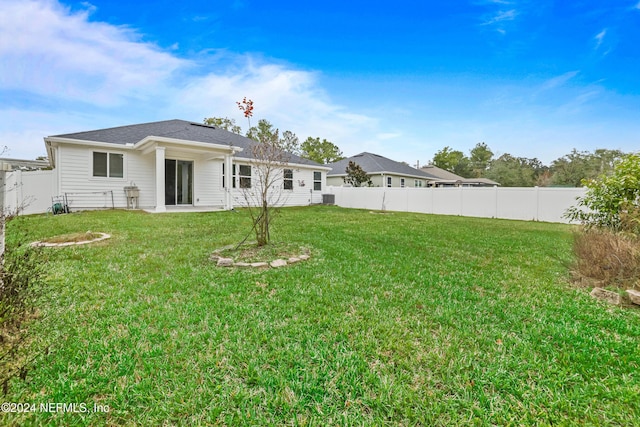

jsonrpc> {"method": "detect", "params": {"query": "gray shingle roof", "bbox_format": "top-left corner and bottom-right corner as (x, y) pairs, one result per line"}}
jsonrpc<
(51, 119), (321, 166)
(420, 165), (500, 185)
(326, 152), (437, 179)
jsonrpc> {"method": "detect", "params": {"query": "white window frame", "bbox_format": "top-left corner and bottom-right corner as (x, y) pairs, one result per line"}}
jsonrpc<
(400, 178), (405, 188)
(386, 176), (392, 187)
(313, 171), (322, 191)
(283, 169), (293, 190)
(92, 151), (124, 178)
(238, 164), (251, 188)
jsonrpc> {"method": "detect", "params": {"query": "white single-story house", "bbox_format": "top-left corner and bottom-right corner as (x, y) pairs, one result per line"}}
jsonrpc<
(43, 119), (330, 212)
(418, 165), (499, 187)
(326, 152), (439, 188)
(326, 152), (500, 188)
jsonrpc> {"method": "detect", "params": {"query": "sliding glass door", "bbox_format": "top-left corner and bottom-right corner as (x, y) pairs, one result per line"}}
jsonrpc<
(165, 159), (193, 205)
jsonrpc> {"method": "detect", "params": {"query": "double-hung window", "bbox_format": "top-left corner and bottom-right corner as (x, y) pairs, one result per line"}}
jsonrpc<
(238, 165), (252, 188)
(283, 169), (293, 190)
(93, 152), (123, 178)
(313, 171), (322, 191)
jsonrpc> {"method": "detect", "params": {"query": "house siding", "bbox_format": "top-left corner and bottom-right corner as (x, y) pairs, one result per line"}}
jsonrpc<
(194, 159), (224, 207)
(54, 145), (326, 211)
(57, 145), (156, 209)
(163, 151), (225, 208)
(232, 166), (325, 207)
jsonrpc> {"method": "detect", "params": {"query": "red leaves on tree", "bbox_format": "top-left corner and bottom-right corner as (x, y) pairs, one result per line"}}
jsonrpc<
(236, 97), (254, 118)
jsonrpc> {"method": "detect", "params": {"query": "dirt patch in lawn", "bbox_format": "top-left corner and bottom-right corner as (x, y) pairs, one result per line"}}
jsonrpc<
(31, 232), (111, 247)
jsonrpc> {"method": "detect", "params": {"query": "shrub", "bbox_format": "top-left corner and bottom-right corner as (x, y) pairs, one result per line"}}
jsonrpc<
(0, 242), (48, 393)
(566, 154), (640, 290)
(566, 153), (640, 233)
(572, 230), (640, 289)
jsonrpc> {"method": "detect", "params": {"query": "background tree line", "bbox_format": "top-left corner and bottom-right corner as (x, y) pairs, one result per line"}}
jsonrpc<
(205, 116), (628, 188)
(431, 143), (627, 187)
(204, 116), (344, 165)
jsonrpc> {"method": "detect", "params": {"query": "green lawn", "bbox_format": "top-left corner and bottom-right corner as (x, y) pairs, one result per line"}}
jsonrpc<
(4, 206), (640, 426)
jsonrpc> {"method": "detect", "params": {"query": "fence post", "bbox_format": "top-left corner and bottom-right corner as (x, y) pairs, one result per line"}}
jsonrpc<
(535, 186), (540, 221)
(0, 171), (5, 215)
(431, 187), (434, 214)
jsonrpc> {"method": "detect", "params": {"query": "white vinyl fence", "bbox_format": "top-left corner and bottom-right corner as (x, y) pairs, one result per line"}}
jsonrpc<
(0, 170), (57, 216)
(0, 170), (587, 224)
(326, 186), (587, 224)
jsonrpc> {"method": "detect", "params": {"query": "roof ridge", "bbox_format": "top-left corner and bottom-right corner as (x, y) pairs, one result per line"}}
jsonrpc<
(365, 152), (386, 171)
(51, 119), (188, 137)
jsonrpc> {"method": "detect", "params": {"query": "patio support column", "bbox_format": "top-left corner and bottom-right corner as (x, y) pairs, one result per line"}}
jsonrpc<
(155, 146), (166, 213)
(224, 153), (233, 210)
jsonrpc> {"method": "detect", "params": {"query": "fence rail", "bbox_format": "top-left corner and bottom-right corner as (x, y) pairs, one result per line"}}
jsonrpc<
(326, 186), (586, 224)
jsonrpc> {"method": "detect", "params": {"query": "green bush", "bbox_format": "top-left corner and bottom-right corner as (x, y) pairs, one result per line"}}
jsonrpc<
(566, 153), (640, 234)
(0, 241), (48, 393)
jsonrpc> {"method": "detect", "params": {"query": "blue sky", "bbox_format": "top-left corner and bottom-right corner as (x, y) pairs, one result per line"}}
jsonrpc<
(1, 0), (639, 165)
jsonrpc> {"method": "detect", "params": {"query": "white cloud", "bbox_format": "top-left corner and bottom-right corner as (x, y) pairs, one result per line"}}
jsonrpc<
(482, 9), (517, 26)
(539, 70), (580, 91)
(594, 29), (607, 49)
(376, 132), (403, 140)
(0, 0), (379, 159)
(0, 0), (187, 105)
(176, 56), (376, 150)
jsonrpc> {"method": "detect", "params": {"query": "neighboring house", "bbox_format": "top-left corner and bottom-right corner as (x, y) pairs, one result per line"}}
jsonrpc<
(0, 157), (50, 171)
(419, 165), (500, 187)
(326, 152), (435, 188)
(44, 119), (330, 212)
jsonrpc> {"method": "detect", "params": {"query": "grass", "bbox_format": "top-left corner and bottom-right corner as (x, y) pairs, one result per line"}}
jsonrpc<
(3, 206), (640, 426)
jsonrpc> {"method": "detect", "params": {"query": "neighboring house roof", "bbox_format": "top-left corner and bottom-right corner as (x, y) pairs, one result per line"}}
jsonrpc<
(419, 165), (500, 186)
(0, 157), (50, 171)
(326, 152), (434, 179)
(419, 165), (463, 181)
(49, 119), (322, 167)
(469, 177), (501, 186)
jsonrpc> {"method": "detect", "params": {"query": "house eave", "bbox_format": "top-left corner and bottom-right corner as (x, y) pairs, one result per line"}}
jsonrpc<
(44, 135), (243, 154)
(289, 162), (332, 171)
(136, 136), (241, 153)
(44, 136), (136, 151)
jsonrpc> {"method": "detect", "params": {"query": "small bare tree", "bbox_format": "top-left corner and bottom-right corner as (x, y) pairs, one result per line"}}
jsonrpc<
(241, 119), (298, 246)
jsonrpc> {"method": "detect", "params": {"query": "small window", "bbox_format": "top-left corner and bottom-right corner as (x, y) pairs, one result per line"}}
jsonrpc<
(415, 179), (423, 188)
(93, 152), (107, 177)
(284, 169), (293, 190)
(232, 164), (236, 188)
(386, 176), (392, 187)
(109, 153), (124, 178)
(239, 164), (251, 188)
(400, 178), (405, 188)
(313, 171), (322, 191)
(93, 152), (123, 178)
